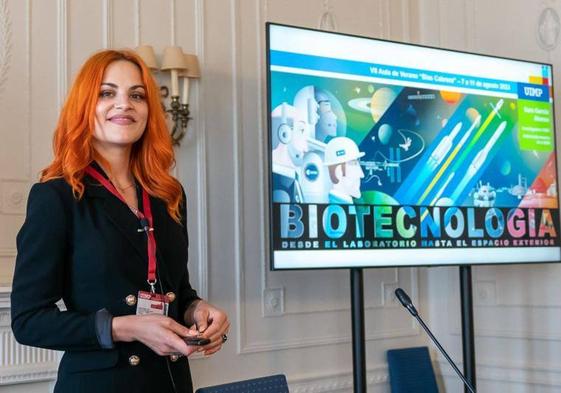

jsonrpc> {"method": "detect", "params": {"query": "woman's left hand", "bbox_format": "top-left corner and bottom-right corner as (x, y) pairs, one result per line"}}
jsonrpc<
(184, 300), (230, 356)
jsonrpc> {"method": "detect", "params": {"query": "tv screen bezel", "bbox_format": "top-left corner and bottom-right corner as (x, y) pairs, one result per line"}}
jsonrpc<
(265, 22), (560, 271)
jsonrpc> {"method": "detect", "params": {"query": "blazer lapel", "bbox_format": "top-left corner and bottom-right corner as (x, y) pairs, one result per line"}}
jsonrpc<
(103, 195), (147, 262)
(84, 166), (147, 262)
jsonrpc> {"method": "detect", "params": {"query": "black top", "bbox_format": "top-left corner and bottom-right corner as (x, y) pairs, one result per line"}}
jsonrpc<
(11, 164), (199, 393)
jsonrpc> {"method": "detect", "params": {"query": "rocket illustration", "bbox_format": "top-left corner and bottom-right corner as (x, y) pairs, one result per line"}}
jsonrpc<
(467, 120), (507, 177)
(428, 122), (463, 167)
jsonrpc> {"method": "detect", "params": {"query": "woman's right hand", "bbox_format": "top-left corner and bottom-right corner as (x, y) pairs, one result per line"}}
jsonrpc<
(112, 314), (200, 357)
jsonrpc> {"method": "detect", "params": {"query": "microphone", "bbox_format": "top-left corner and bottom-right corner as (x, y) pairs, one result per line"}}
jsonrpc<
(394, 287), (418, 316)
(394, 288), (476, 393)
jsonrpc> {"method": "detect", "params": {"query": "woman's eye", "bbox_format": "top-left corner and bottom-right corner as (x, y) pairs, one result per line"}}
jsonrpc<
(99, 90), (114, 98)
(130, 92), (146, 101)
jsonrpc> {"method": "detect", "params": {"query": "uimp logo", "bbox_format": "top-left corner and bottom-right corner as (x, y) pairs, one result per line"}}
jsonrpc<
(518, 83), (549, 101)
(524, 86), (544, 97)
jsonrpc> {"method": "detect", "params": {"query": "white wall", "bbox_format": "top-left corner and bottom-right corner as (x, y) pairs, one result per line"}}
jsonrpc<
(418, 1), (561, 392)
(1, 1), (561, 393)
(0, 1), (426, 392)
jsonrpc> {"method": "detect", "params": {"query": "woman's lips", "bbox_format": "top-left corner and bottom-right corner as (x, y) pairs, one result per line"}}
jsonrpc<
(109, 115), (135, 125)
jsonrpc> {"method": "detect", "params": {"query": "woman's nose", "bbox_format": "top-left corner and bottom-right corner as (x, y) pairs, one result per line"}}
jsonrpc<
(114, 95), (132, 110)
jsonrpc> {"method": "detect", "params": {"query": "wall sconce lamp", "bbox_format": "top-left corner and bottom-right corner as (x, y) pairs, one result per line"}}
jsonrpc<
(136, 45), (200, 146)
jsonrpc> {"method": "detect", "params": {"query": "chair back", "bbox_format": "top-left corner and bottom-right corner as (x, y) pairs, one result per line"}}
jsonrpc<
(195, 374), (289, 393)
(387, 346), (439, 393)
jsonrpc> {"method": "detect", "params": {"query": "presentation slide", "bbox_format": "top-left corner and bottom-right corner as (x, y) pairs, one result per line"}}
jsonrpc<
(267, 24), (560, 269)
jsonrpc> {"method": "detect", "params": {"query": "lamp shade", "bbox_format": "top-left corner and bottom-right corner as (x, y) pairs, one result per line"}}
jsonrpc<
(135, 45), (159, 70)
(179, 54), (201, 78)
(161, 46), (187, 70)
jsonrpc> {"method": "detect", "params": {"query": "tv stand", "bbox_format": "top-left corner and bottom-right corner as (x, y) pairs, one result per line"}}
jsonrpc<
(349, 266), (477, 393)
(460, 265), (477, 392)
(350, 268), (366, 392)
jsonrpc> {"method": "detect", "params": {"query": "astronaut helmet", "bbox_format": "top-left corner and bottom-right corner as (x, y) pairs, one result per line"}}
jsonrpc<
(324, 137), (365, 166)
(293, 86), (319, 136)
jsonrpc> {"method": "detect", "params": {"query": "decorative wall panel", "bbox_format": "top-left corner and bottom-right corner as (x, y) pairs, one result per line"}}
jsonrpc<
(0, 292), (59, 385)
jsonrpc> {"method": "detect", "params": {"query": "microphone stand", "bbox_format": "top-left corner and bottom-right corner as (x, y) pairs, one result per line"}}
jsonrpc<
(395, 288), (476, 393)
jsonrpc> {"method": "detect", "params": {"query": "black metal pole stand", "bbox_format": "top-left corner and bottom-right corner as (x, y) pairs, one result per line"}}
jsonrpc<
(459, 265), (476, 393)
(350, 268), (367, 393)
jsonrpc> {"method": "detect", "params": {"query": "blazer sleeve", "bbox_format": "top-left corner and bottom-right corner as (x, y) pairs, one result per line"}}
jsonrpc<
(178, 186), (201, 319)
(11, 182), (103, 352)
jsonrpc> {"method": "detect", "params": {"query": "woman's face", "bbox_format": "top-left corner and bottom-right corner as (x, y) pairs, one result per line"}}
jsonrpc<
(93, 60), (148, 154)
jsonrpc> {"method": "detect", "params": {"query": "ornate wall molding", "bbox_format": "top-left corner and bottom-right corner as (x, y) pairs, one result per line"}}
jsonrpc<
(437, 359), (561, 387)
(450, 318), (561, 342)
(289, 365), (388, 393)
(447, 275), (561, 341)
(537, 7), (560, 51)
(241, 326), (419, 355)
(463, 0), (476, 51)
(25, 0), (31, 180)
(1, 180), (29, 215)
(0, 288), (10, 309)
(234, 0), (258, 355)
(379, 0), (391, 39)
(170, 0), (176, 45)
(0, 305), (59, 386)
(436, 0), (444, 46)
(192, 0), (209, 301)
(56, 0), (67, 110)
(400, 0), (411, 42)
(134, 0), (140, 46)
(318, 0), (337, 32)
(102, 0), (113, 49)
(0, 248), (16, 258)
(0, 0), (12, 98)
(234, 0), (422, 356)
(263, 268), (419, 317)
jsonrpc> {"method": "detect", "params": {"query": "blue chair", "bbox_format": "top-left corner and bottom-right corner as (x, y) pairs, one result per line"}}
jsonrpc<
(195, 374), (289, 393)
(387, 346), (439, 393)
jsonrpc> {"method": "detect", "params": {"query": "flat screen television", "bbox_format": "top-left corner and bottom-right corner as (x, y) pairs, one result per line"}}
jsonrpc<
(266, 23), (561, 269)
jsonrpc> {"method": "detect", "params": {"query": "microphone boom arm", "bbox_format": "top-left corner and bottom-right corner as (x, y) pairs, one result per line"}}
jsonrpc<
(395, 288), (476, 393)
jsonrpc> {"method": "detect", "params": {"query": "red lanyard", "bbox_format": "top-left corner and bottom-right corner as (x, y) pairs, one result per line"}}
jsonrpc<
(85, 166), (158, 291)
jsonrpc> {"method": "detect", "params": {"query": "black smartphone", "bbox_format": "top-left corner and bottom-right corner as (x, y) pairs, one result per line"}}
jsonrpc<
(184, 336), (210, 346)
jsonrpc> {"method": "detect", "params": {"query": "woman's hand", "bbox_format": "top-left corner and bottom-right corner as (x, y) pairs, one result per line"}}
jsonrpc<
(184, 300), (230, 356)
(112, 314), (200, 357)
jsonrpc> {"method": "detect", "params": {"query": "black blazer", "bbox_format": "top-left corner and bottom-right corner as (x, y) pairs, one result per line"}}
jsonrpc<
(11, 166), (199, 393)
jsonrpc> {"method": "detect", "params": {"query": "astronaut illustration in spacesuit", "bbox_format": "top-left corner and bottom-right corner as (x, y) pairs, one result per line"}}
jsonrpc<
(293, 85), (320, 141)
(271, 102), (309, 203)
(315, 91), (338, 143)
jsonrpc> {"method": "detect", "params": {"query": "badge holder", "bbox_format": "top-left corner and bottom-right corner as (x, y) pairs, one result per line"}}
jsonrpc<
(137, 287), (169, 316)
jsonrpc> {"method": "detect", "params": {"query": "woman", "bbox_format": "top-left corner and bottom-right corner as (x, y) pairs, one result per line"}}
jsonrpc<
(10, 50), (229, 393)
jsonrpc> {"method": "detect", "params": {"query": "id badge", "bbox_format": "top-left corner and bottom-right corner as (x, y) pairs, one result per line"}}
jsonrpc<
(136, 291), (169, 316)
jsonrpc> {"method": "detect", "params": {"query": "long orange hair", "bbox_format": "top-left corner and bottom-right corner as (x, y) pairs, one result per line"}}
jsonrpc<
(41, 49), (183, 221)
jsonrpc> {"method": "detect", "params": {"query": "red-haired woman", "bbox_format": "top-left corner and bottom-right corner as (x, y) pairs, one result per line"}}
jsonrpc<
(10, 50), (229, 393)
